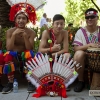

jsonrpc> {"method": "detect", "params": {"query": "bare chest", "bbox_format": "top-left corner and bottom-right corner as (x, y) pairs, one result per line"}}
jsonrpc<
(14, 34), (28, 45)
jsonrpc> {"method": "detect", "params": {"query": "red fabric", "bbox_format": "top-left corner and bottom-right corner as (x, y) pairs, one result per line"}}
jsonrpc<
(32, 86), (46, 98)
(61, 88), (67, 98)
(7, 71), (14, 76)
(0, 53), (4, 65)
(32, 81), (67, 98)
(4, 54), (13, 63)
(49, 29), (56, 45)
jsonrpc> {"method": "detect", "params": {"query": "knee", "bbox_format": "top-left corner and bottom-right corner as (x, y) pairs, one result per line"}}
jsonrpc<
(74, 50), (85, 60)
(63, 53), (71, 58)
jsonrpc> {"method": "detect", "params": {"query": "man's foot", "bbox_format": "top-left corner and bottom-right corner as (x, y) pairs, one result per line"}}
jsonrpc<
(2, 83), (13, 94)
(74, 81), (85, 92)
(27, 82), (36, 93)
(0, 84), (4, 92)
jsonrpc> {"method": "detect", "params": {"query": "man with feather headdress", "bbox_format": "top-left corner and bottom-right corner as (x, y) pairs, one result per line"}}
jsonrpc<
(0, 1), (38, 94)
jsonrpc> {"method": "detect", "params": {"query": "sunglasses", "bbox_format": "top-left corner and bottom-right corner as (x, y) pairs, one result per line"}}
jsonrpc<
(85, 16), (96, 19)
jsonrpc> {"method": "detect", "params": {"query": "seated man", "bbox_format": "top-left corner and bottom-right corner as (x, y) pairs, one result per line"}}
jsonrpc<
(38, 14), (71, 90)
(73, 8), (99, 92)
(0, 3), (37, 94)
(38, 14), (70, 58)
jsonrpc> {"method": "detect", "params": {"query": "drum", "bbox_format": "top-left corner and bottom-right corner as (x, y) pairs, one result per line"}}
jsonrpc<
(90, 73), (100, 90)
(86, 47), (100, 73)
(86, 48), (100, 90)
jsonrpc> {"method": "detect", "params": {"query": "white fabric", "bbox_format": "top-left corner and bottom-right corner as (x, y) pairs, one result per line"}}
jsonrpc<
(6, 0), (46, 10)
(73, 27), (99, 46)
(40, 17), (47, 28)
(65, 74), (78, 88)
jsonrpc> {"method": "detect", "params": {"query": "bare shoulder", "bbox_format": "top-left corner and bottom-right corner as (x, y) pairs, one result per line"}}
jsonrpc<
(7, 27), (16, 32)
(6, 27), (16, 36)
(61, 30), (68, 37)
(42, 30), (50, 38)
(26, 28), (35, 34)
(63, 29), (68, 34)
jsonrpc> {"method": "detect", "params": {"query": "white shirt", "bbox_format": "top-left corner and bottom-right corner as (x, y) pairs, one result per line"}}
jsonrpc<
(40, 17), (47, 28)
(73, 27), (100, 46)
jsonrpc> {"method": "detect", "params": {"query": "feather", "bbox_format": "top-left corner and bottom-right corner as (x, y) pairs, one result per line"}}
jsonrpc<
(6, 0), (47, 10)
(25, 53), (81, 98)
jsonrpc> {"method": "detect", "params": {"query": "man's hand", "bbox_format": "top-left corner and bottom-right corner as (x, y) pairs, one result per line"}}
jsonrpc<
(13, 28), (25, 36)
(88, 43), (100, 48)
(51, 44), (61, 52)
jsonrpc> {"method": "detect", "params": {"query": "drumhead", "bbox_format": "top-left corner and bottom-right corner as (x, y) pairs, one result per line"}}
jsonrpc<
(87, 47), (100, 51)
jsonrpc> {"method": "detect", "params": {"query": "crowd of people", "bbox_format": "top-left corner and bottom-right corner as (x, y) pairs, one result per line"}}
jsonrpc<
(0, 1), (99, 95)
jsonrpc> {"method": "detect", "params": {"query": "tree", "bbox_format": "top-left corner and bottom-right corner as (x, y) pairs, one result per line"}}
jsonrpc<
(63, 0), (97, 27)
(0, 0), (14, 28)
(36, 9), (44, 21)
(91, 0), (100, 12)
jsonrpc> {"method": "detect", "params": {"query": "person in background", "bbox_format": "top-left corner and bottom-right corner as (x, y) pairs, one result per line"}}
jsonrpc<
(46, 18), (52, 28)
(73, 8), (99, 92)
(40, 13), (48, 30)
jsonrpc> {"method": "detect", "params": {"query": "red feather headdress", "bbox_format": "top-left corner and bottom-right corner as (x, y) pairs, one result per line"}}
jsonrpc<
(6, 0), (47, 25)
(9, 3), (37, 25)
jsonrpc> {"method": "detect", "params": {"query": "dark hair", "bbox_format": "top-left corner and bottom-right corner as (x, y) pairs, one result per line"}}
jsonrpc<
(53, 14), (65, 22)
(85, 8), (98, 14)
(68, 23), (73, 27)
(43, 13), (46, 17)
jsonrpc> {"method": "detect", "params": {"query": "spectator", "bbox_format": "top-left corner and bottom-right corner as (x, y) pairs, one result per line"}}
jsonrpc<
(40, 13), (48, 30)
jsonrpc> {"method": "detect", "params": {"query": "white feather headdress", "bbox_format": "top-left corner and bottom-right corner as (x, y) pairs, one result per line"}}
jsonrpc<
(6, 0), (46, 10)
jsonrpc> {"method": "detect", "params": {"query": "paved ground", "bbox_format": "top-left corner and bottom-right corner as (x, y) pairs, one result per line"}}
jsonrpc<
(0, 72), (100, 100)
(0, 81), (100, 100)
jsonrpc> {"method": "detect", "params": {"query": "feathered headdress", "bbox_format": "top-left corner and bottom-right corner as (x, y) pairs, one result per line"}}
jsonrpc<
(6, 0), (46, 25)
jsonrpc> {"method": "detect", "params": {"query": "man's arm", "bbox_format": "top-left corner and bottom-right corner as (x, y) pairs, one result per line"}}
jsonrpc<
(38, 30), (50, 53)
(23, 30), (36, 50)
(74, 45), (90, 51)
(74, 43), (99, 51)
(38, 30), (61, 54)
(52, 30), (69, 56)
(6, 29), (16, 50)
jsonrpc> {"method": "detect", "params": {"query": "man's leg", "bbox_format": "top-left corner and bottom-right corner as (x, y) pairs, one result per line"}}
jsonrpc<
(0, 74), (4, 92)
(73, 50), (85, 92)
(2, 52), (16, 94)
(21, 50), (36, 93)
(0, 52), (5, 92)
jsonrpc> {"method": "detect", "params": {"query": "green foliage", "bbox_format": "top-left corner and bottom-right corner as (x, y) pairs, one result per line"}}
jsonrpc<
(63, 0), (97, 26)
(0, 27), (9, 50)
(65, 26), (79, 56)
(36, 9), (44, 21)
